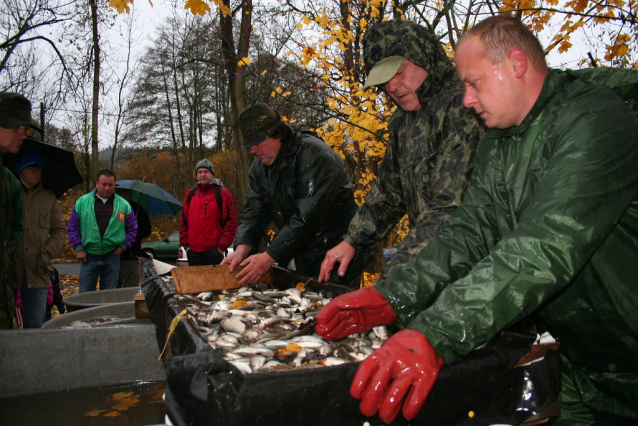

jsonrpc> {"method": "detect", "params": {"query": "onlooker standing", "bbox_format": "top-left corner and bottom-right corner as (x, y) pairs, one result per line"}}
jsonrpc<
(12, 150), (66, 328)
(0, 92), (38, 328)
(117, 188), (151, 288)
(68, 170), (138, 293)
(179, 159), (238, 266)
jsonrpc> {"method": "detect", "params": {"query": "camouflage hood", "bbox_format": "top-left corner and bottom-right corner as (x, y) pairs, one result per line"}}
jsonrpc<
(363, 20), (455, 105)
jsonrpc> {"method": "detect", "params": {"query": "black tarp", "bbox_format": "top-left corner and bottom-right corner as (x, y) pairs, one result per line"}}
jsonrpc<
(140, 260), (560, 426)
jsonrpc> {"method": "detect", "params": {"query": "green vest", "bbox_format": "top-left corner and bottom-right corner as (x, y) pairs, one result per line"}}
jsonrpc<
(75, 190), (131, 255)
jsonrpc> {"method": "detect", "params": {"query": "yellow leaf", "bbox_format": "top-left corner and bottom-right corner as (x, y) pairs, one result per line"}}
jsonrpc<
(108, 0), (132, 14)
(237, 57), (252, 66)
(104, 411), (122, 417)
(271, 91), (276, 98)
(185, 0), (211, 16)
(316, 15), (330, 29)
(230, 300), (248, 309)
(84, 409), (108, 417)
(296, 22), (303, 29)
(218, 4), (232, 17)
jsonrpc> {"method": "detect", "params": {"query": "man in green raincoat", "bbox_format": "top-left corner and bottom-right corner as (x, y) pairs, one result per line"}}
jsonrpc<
(318, 20), (483, 282)
(0, 92), (38, 328)
(317, 15), (638, 425)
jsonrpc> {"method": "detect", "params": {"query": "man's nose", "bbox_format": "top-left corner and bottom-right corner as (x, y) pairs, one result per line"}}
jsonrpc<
(462, 88), (476, 109)
(385, 76), (399, 93)
(250, 145), (257, 154)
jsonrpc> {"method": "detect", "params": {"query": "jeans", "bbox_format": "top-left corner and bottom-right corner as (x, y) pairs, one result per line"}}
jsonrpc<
(79, 253), (121, 293)
(20, 278), (49, 328)
(187, 247), (224, 266)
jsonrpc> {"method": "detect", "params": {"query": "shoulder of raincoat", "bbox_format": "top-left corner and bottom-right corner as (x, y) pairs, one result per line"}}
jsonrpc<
(234, 124), (357, 277)
(375, 68), (638, 416)
(345, 19), (483, 277)
(13, 184), (66, 288)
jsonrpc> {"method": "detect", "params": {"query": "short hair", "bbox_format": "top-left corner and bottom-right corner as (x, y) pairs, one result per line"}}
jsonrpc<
(96, 169), (116, 182)
(463, 14), (547, 71)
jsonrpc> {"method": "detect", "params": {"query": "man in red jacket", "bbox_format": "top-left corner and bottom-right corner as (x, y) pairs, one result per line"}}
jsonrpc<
(179, 159), (238, 266)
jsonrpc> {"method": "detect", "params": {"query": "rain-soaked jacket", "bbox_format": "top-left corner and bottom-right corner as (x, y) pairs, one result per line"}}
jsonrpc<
(345, 20), (483, 276)
(0, 165), (23, 329)
(235, 124), (367, 283)
(376, 68), (638, 420)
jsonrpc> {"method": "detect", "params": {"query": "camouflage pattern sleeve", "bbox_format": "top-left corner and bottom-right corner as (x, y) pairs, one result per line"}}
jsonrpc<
(344, 115), (407, 251)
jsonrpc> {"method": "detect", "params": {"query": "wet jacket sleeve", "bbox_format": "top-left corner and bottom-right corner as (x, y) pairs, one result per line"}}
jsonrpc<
(218, 188), (238, 252)
(67, 205), (83, 251)
(43, 200), (66, 260)
(376, 87), (638, 365)
(344, 121), (407, 250)
(233, 165), (275, 250)
(123, 208), (138, 250)
(265, 146), (348, 264)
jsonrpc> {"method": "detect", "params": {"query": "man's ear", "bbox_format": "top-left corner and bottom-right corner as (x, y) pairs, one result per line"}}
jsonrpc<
(507, 48), (527, 78)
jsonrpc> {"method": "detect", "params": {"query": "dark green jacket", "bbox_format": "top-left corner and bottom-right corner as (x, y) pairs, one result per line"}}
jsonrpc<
(1, 163), (23, 328)
(235, 125), (362, 281)
(346, 20), (483, 277)
(377, 69), (638, 417)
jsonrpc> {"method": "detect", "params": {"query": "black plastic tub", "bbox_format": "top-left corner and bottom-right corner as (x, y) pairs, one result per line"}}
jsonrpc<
(140, 259), (561, 426)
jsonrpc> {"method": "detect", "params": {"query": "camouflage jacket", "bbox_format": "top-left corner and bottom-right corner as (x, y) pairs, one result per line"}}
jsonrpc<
(345, 20), (484, 277)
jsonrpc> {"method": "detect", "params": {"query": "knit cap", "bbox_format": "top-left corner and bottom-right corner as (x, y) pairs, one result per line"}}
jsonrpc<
(196, 159), (214, 174)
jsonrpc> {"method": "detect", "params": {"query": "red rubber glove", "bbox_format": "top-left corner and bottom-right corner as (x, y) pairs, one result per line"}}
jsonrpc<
(315, 286), (397, 341)
(350, 329), (445, 423)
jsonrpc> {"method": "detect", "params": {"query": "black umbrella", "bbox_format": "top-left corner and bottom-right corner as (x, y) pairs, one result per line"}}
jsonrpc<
(3, 138), (84, 199)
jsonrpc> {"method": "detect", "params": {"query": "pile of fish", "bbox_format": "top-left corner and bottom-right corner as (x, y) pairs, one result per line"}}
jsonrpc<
(173, 283), (391, 374)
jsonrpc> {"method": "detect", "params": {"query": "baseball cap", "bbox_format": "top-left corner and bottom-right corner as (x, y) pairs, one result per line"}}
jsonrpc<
(363, 56), (404, 89)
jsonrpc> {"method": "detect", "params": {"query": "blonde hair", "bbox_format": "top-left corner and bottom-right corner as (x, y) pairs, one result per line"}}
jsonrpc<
(462, 14), (548, 71)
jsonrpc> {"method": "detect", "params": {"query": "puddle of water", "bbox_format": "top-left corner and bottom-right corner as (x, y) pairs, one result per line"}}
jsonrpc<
(0, 381), (166, 426)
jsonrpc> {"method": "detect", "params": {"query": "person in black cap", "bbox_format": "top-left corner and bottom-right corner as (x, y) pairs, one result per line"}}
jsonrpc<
(12, 150), (66, 327)
(0, 92), (41, 328)
(221, 102), (372, 286)
(179, 159), (238, 266)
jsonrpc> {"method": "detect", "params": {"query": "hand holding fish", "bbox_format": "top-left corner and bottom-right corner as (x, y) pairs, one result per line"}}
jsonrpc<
(315, 286), (397, 340)
(350, 329), (444, 423)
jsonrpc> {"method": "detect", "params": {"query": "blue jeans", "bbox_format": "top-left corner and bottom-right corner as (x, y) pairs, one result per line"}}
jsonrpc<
(20, 278), (49, 328)
(79, 253), (121, 293)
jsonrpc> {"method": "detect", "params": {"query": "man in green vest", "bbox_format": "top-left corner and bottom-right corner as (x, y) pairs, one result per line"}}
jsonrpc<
(317, 15), (638, 424)
(68, 170), (138, 293)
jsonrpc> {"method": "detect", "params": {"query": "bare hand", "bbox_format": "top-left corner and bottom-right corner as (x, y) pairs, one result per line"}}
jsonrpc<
(235, 252), (275, 284)
(221, 244), (251, 272)
(114, 247), (124, 256)
(318, 240), (356, 282)
(77, 250), (87, 263)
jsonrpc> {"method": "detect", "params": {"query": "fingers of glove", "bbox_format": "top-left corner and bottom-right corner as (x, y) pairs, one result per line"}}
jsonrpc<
(402, 376), (437, 421)
(321, 311), (366, 341)
(355, 361), (395, 417)
(378, 375), (413, 424)
(315, 297), (347, 326)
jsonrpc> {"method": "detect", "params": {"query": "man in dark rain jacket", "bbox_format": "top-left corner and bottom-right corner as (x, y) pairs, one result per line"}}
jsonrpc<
(319, 19), (483, 282)
(222, 102), (371, 286)
(317, 15), (638, 424)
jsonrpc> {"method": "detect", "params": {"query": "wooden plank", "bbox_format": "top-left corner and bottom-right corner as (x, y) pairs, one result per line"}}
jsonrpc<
(170, 264), (273, 294)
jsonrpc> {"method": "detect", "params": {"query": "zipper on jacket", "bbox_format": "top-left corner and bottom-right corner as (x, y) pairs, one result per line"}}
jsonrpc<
(205, 200), (208, 214)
